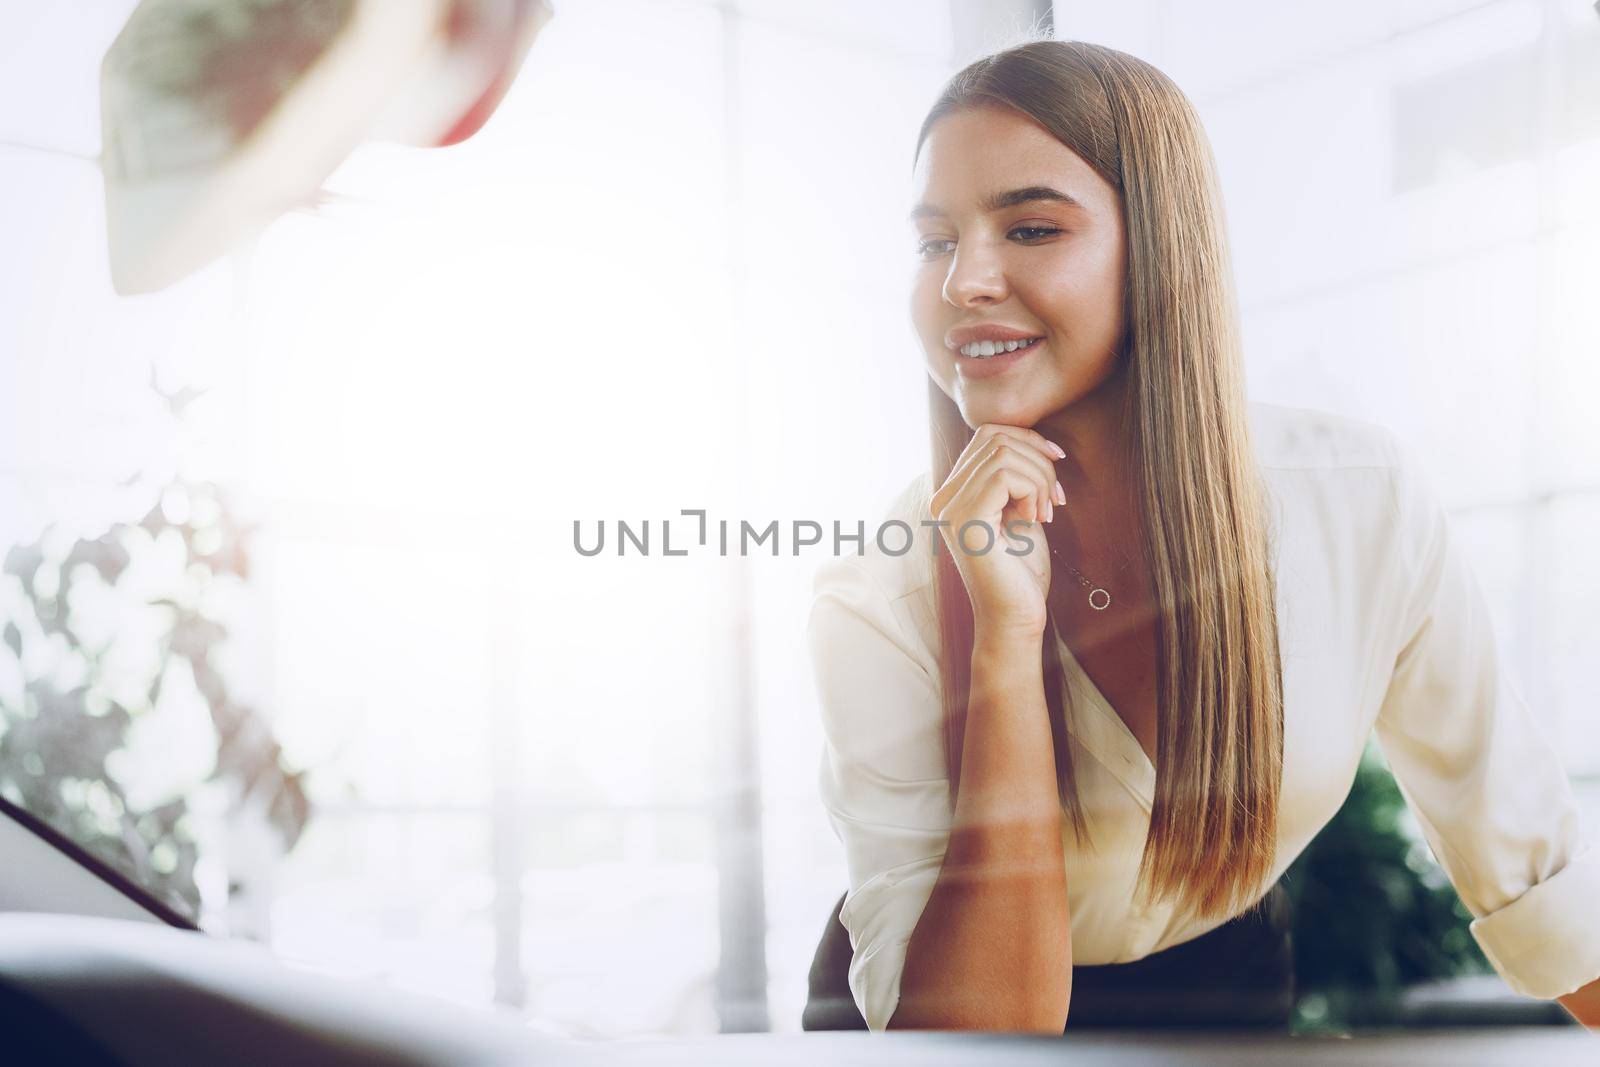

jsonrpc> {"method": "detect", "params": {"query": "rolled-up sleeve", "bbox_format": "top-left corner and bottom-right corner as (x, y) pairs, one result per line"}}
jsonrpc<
(807, 555), (952, 1031)
(1373, 431), (1600, 1000)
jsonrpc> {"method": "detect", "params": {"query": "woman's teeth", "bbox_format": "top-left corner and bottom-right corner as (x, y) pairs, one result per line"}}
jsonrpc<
(960, 337), (1042, 358)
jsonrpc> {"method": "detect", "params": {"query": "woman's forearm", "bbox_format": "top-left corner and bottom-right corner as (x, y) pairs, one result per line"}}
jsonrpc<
(888, 629), (1071, 1032)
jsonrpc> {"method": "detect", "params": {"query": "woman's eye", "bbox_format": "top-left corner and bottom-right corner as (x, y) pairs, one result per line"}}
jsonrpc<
(915, 227), (1061, 258)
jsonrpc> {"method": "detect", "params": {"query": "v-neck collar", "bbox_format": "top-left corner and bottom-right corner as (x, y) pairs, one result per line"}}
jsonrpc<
(1051, 621), (1157, 813)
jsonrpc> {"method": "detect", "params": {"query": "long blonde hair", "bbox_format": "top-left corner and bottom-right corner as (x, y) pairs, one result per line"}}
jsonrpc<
(919, 40), (1284, 922)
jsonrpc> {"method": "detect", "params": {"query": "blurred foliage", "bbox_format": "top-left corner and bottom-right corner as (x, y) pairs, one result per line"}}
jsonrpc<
(1283, 740), (1492, 1031)
(0, 465), (309, 922)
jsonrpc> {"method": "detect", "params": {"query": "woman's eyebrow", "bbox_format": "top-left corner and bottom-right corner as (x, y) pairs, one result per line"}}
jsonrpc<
(907, 185), (1086, 221)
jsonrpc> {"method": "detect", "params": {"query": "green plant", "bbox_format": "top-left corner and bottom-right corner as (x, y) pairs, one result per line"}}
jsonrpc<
(1283, 740), (1491, 1031)
(0, 470), (308, 922)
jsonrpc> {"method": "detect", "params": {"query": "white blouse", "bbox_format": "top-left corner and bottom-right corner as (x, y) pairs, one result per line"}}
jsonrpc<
(807, 399), (1600, 1032)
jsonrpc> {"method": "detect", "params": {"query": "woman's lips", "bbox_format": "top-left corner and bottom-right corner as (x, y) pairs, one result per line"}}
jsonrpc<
(955, 337), (1043, 379)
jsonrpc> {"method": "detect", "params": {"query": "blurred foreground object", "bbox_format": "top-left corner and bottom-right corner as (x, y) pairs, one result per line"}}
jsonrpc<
(99, 0), (552, 295)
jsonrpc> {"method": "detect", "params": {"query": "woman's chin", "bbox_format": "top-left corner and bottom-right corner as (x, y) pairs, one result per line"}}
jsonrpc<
(958, 396), (1050, 430)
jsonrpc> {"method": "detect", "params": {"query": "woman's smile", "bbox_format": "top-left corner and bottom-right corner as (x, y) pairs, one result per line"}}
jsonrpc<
(943, 321), (1051, 379)
(954, 336), (1046, 379)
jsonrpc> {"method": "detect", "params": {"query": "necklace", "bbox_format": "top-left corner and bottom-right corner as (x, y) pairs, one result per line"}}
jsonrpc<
(1046, 535), (1138, 612)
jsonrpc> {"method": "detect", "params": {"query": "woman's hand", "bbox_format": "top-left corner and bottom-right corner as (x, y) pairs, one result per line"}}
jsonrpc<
(930, 424), (1066, 642)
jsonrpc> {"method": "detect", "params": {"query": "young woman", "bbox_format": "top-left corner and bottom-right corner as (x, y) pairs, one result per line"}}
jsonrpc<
(806, 39), (1600, 1034)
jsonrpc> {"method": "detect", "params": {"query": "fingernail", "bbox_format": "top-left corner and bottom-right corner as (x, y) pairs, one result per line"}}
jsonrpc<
(1054, 481), (1066, 506)
(1045, 499), (1054, 523)
(1050, 441), (1067, 459)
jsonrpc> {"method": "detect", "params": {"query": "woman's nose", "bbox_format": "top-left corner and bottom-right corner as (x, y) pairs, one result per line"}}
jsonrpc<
(941, 242), (1007, 307)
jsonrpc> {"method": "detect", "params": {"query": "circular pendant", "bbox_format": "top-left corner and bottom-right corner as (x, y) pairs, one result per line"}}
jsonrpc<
(1088, 587), (1111, 611)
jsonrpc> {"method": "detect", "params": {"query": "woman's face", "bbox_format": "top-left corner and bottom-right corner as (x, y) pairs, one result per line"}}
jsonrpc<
(909, 105), (1128, 430)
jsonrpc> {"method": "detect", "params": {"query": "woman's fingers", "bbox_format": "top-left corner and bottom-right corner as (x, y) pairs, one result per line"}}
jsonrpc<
(968, 461), (1044, 533)
(934, 424), (1065, 516)
(943, 438), (1053, 530)
(960, 424), (1066, 476)
(974, 431), (1057, 502)
(971, 434), (1056, 520)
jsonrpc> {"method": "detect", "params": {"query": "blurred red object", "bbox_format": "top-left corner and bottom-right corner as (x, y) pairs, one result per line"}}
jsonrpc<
(100, 0), (552, 295)
(437, 0), (548, 146)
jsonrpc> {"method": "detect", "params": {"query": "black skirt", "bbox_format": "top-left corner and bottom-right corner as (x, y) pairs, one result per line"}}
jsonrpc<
(802, 881), (1296, 1032)
(1064, 881), (1296, 1029)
